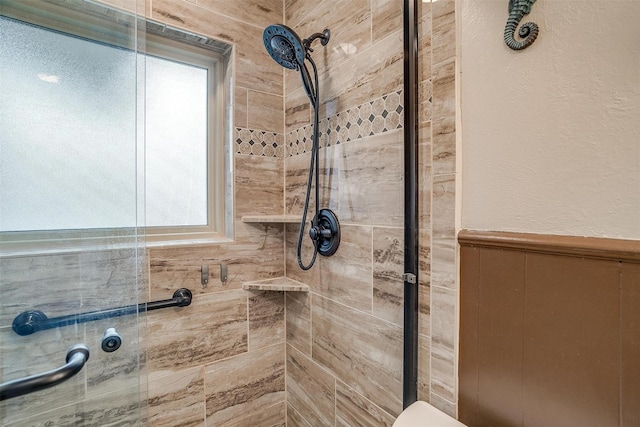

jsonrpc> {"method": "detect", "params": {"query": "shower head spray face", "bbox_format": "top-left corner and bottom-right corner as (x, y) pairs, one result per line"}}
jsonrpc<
(263, 24), (306, 70)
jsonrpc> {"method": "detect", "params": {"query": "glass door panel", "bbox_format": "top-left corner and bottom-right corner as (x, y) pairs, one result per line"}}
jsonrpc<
(0, 0), (146, 424)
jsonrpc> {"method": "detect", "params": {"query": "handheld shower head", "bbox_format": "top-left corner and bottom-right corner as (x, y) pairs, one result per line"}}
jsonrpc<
(263, 25), (330, 68)
(263, 24), (305, 70)
(262, 24), (339, 270)
(263, 24), (330, 107)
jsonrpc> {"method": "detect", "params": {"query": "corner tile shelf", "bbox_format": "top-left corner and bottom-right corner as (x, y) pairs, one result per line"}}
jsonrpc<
(242, 277), (309, 292)
(241, 215), (301, 224)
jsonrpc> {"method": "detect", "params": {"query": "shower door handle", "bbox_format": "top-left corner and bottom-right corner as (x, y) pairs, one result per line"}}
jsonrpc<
(0, 344), (90, 401)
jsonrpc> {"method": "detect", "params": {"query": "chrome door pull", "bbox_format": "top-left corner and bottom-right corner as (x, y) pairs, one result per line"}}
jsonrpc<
(0, 344), (90, 401)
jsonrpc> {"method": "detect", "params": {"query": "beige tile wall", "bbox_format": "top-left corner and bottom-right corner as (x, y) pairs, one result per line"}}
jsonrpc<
(142, 0), (288, 425)
(426, 0), (458, 417)
(1, 1), (458, 426)
(283, 0), (459, 424)
(1, 0), (289, 425)
(282, 0), (405, 425)
(0, 247), (147, 426)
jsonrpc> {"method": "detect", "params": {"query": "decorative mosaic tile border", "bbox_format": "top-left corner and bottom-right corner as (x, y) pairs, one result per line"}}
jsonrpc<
(234, 128), (285, 158)
(287, 90), (404, 157)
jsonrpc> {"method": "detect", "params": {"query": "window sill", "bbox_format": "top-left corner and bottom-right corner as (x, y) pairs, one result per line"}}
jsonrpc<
(0, 232), (233, 258)
(145, 235), (233, 249)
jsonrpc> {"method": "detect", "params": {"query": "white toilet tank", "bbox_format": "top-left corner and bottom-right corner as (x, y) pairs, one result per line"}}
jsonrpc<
(392, 401), (467, 427)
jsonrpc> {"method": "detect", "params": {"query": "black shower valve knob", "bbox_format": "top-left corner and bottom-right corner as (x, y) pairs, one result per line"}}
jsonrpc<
(309, 225), (331, 241)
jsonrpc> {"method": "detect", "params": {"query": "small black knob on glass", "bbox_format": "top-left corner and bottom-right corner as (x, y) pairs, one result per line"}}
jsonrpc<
(101, 327), (122, 352)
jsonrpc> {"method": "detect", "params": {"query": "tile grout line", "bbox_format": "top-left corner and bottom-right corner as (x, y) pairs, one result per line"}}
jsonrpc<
(245, 87), (250, 129)
(202, 341), (285, 371)
(371, 226), (375, 315)
(429, 0), (435, 404)
(283, 290), (288, 425)
(334, 378), (337, 426)
(202, 365), (207, 425)
(176, 1), (283, 33)
(288, 400), (314, 427)
(338, 378), (398, 423)
(246, 293), (251, 352)
(307, 290), (402, 330)
(225, 401), (285, 426)
(309, 289), (313, 359)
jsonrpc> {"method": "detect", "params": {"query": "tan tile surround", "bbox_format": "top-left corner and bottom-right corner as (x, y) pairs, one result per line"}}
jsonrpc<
(1, 0), (287, 425)
(0, 0), (458, 425)
(137, 0), (288, 424)
(282, 0), (459, 424)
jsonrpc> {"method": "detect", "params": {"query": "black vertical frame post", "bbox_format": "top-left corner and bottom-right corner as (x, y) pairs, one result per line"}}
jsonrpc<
(403, 0), (419, 409)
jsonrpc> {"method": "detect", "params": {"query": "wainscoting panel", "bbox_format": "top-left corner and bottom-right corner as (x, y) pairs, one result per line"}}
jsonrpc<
(458, 231), (640, 427)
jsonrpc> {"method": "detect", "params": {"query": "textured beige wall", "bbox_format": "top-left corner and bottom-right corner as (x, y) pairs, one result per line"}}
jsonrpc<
(460, 0), (640, 239)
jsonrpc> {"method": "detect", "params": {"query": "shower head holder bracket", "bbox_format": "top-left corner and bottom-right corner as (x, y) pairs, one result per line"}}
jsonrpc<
(303, 29), (331, 52)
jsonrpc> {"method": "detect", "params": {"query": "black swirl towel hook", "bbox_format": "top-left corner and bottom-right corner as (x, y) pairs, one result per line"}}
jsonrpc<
(504, 0), (539, 50)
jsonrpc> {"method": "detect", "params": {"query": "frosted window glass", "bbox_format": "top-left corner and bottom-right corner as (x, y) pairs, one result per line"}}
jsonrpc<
(145, 56), (208, 227)
(0, 17), (211, 233)
(0, 17), (137, 231)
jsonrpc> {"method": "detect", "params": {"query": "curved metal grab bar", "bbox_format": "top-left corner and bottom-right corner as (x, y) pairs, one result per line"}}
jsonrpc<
(12, 288), (193, 336)
(0, 344), (90, 401)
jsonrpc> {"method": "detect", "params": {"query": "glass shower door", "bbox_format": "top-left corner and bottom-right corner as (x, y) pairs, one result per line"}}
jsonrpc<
(0, 0), (146, 424)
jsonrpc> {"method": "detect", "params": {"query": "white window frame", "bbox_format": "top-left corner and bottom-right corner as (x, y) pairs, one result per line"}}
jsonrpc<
(142, 34), (227, 246)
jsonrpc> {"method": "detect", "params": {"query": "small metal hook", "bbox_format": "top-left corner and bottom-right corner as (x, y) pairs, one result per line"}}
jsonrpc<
(201, 265), (209, 288)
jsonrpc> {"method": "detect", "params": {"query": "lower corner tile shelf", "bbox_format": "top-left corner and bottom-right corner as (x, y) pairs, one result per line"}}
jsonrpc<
(242, 277), (309, 292)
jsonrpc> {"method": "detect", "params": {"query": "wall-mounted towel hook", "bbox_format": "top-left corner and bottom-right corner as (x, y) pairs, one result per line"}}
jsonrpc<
(220, 262), (228, 285)
(201, 265), (209, 288)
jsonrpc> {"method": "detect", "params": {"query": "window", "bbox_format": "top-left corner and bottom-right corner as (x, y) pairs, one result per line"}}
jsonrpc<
(143, 35), (227, 244)
(0, 1), (231, 251)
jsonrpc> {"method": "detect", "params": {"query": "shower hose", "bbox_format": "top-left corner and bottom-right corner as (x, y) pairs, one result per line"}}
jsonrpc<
(297, 54), (320, 271)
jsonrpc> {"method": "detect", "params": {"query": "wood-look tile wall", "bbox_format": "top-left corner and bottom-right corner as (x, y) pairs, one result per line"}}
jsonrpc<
(419, 0), (459, 417)
(0, 248), (147, 426)
(1, 0), (288, 425)
(1, 1), (458, 425)
(142, 0), (288, 425)
(459, 231), (640, 427)
(283, 0), (403, 424)
(282, 0), (458, 424)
